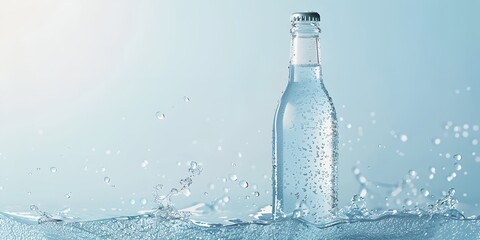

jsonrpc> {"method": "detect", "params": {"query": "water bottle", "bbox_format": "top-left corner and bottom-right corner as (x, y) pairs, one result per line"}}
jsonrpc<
(272, 12), (338, 223)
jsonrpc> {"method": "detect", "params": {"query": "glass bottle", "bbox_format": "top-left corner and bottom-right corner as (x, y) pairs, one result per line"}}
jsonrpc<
(272, 12), (338, 223)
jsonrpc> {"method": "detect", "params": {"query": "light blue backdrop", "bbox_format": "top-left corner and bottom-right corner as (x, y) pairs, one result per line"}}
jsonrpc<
(0, 0), (479, 220)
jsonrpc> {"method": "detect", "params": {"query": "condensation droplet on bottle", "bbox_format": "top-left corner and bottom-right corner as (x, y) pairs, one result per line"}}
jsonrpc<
(293, 209), (302, 218)
(50, 167), (57, 173)
(223, 196), (230, 203)
(30, 205), (38, 211)
(433, 138), (441, 145)
(239, 180), (249, 188)
(104, 177), (111, 184)
(408, 170), (417, 177)
(352, 167), (360, 175)
(254, 191), (260, 197)
(141, 160), (149, 168)
(184, 96), (190, 102)
(141, 198), (147, 205)
(430, 167), (436, 174)
(237, 152), (243, 158)
(156, 112), (165, 120)
(65, 192), (71, 199)
(472, 139), (479, 146)
(454, 154), (462, 161)
(400, 135), (408, 142)
(347, 124), (352, 129)
(130, 199), (136, 205)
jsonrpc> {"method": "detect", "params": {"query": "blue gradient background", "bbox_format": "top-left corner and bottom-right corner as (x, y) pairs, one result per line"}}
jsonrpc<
(0, 0), (479, 220)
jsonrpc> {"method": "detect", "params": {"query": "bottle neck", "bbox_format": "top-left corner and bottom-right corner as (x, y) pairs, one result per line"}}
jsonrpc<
(289, 22), (322, 82)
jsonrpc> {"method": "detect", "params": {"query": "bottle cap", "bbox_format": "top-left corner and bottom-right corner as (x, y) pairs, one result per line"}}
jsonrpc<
(290, 12), (320, 22)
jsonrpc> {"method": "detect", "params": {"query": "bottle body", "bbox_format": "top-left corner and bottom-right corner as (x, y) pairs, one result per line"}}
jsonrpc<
(272, 14), (338, 223)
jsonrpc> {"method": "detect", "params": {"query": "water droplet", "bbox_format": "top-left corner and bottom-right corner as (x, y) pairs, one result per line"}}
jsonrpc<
(184, 96), (190, 102)
(50, 167), (57, 173)
(141, 198), (147, 205)
(130, 199), (136, 205)
(223, 196), (230, 203)
(472, 139), (479, 146)
(347, 124), (352, 129)
(155, 184), (163, 190)
(430, 167), (436, 174)
(65, 192), (71, 199)
(421, 188), (430, 197)
(408, 170), (417, 177)
(245, 195), (250, 200)
(473, 125), (479, 131)
(141, 160), (149, 168)
(30, 205), (38, 211)
(183, 188), (191, 197)
(101, 167), (106, 172)
(156, 112), (165, 120)
(433, 138), (441, 145)
(454, 163), (462, 171)
(239, 180), (249, 188)
(462, 131), (469, 138)
(454, 154), (462, 161)
(358, 176), (367, 184)
(404, 198), (413, 206)
(428, 174), (434, 180)
(254, 191), (260, 197)
(400, 135), (408, 142)
(476, 156), (480, 163)
(352, 167), (360, 175)
(204, 192), (208, 196)
(293, 209), (302, 218)
(229, 174), (238, 181)
(104, 177), (111, 184)
(217, 145), (222, 151)
(237, 152), (243, 158)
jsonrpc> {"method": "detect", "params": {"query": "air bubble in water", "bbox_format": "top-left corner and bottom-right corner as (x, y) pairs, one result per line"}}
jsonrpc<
(229, 174), (238, 181)
(239, 180), (249, 188)
(50, 167), (57, 173)
(156, 112), (165, 120)
(400, 135), (408, 142)
(104, 177), (111, 184)
(433, 138), (441, 145)
(454, 154), (462, 161)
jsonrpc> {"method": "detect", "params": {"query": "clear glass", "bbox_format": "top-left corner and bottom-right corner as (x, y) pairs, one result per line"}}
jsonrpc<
(272, 21), (339, 223)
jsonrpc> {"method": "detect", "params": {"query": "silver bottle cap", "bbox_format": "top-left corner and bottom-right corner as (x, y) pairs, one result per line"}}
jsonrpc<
(290, 12), (320, 22)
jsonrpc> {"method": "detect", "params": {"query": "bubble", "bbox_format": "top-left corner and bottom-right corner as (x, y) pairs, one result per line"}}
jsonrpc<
(400, 135), (408, 142)
(229, 174), (238, 181)
(130, 199), (136, 205)
(50, 167), (57, 173)
(421, 188), (430, 197)
(433, 138), (441, 145)
(454, 163), (462, 171)
(30, 205), (38, 211)
(454, 154), (462, 161)
(184, 96), (190, 102)
(254, 191), (260, 197)
(104, 177), (111, 184)
(155, 112), (165, 120)
(239, 180), (249, 188)
(472, 139), (479, 146)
